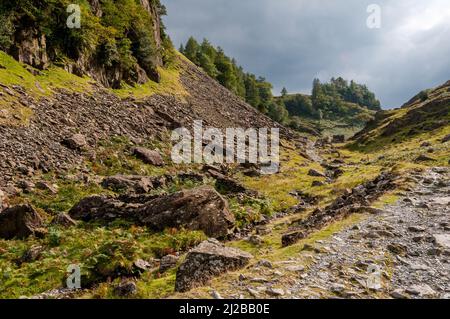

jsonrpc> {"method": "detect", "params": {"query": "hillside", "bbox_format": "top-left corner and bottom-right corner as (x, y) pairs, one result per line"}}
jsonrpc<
(350, 80), (450, 166)
(0, 50), (297, 186)
(0, 1), (449, 301)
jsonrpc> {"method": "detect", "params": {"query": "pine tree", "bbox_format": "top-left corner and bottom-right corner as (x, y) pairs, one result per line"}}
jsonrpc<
(184, 37), (200, 64)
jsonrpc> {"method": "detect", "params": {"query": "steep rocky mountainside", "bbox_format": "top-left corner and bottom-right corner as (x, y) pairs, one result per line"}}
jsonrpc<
(0, 54), (294, 187)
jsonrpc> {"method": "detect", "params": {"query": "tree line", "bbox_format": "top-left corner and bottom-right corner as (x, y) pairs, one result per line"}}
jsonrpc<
(180, 37), (381, 127)
(180, 37), (289, 123)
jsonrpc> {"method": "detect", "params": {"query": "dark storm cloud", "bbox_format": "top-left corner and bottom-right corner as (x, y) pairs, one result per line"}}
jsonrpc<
(161, 0), (450, 108)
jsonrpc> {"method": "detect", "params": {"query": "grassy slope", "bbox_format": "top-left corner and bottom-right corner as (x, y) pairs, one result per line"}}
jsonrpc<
(349, 81), (450, 166)
(0, 50), (187, 126)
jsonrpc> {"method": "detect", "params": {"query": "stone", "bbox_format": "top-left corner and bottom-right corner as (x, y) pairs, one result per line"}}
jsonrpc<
(282, 230), (307, 247)
(114, 280), (137, 297)
(308, 169), (326, 178)
(12, 27), (49, 70)
(248, 235), (263, 246)
(255, 225), (271, 236)
(132, 147), (165, 166)
(427, 248), (442, 256)
(331, 284), (346, 294)
(204, 168), (249, 194)
(17, 180), (35, 193)
(441, 134), (450, 143)
(247, 287), (259, 298)
(175, 239), (252, 292)
(408, 226), (426, 233)
(266, 288), (285, 297)
(133, 259), (154, 272)
(101, 175), (155, 193)
(51, 213), (77, 228)
(256, 260), (273, 269)
(312, 181), (325, 187)
(391, 289), (408, 299)
(159, 254), (179, 273)
(387, 243), (408, 256)
(35, 181), (58, 194)
(19, 245), (44, 264)
(415, 154), (436, 162)
(211, 290), (223, 299)
(62, 134), (87, 150)
(332, 135), (346, 143)
(285, 265), (305, 273)
(363, 231), (381, 239)
(432, 234), (450, 249)
(0, 205), (46, 239)
(406, 284), (436, 297)
(69, 186), (235, 238)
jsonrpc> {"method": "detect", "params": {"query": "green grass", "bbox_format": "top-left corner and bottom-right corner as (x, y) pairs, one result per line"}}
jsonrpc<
(14, 182), (108, 215)
(112, 61), (188, 101)
(88, 136), (171, 177)
(0, 51), (189, 127)
(0, 225), (205, 298)
(0, 51), (93, 97)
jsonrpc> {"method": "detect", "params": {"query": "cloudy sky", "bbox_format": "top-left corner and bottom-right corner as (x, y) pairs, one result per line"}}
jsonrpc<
(161, 0), (450, 108)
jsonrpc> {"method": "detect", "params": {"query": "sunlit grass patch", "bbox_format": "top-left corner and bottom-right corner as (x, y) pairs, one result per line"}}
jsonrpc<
(112, 62), (189, 101)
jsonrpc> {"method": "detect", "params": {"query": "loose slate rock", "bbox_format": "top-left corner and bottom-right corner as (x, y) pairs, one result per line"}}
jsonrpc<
(69, 186), (235, 238)
(132, 147), (165, 166)
(159, 255), (179, 273)
(62, 134), (87, 150)
(433, 234), (450, 249)
(175, 239), (253, 292)
(0, 204), (46, 239)
(415, 154), (436, 162)
(101, 175), (154, 193)
(51, 213), (77, 228)
(114, 280), (138, 297)
(442, 134), (450, 143)
(308, 169), (326, 177)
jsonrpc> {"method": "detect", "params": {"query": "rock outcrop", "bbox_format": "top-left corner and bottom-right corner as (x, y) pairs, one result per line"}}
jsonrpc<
(101, 175), (161, 194)
(10, 28), (49, 70)
(175, 239), (252, 292)
(69, 186), (235, 238)
(282, 172), (399, 247)
(0, 204), (46, 239)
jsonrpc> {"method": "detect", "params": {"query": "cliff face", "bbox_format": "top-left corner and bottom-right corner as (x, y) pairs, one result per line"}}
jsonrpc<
(1, 0), (167, 87)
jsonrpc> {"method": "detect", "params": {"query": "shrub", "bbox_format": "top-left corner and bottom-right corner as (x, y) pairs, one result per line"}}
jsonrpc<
(0, 14), (14, 50)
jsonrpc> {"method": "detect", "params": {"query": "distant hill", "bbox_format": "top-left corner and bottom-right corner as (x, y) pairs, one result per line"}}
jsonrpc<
(351, 80), (450, 149)
(275, 77), (380, 137)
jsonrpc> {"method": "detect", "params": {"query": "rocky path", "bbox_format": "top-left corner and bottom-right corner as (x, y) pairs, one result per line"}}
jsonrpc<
(213, 167), (449, 299)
